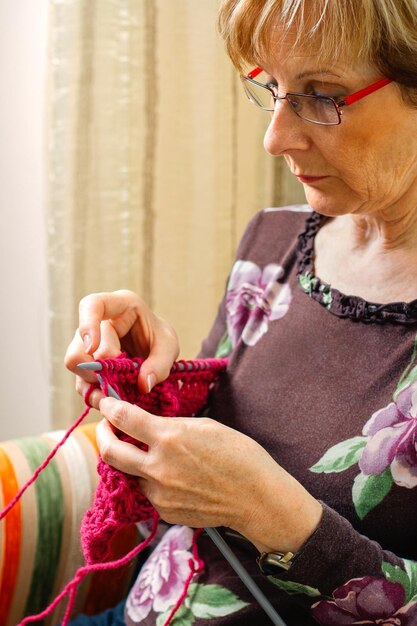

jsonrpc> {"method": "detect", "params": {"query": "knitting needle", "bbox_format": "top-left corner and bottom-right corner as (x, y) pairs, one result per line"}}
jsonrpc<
(91, 370), (287, 626)
(78, 362), (136, 371)
(78, 361), (205, 373)
(96, 374), (120, 399)
(205, 528), (288, 626)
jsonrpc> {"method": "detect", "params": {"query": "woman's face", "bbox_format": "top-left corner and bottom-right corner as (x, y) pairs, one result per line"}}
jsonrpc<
(261, 43), (417, 219)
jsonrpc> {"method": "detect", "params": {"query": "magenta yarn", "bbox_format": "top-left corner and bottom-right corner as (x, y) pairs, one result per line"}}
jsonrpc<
(1, 355), (228, 626)
(81, 355), (228, 566)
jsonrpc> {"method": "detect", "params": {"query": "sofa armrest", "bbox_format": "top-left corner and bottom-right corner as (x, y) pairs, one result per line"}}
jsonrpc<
(0, 422), (139, 626)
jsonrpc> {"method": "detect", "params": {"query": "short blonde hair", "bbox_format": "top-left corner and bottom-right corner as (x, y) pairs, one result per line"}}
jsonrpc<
(218, 0), (417, 105)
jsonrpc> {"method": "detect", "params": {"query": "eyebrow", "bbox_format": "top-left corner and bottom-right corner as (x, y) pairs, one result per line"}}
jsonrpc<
(295, 70), (342, 80)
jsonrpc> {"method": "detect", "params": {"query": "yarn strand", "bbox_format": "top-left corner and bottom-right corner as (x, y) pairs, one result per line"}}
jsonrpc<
(18, 514), (160, 626)
(0, 402), (92, 522)
(162, 528), (205, 626)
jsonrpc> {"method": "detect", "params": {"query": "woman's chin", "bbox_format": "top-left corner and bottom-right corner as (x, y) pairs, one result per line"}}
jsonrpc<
(303, 187), (353, 218)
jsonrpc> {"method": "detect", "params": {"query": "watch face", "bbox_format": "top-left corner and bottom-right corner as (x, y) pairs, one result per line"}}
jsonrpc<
(258, 556), (280, 576)
(257, 551), (294, 574)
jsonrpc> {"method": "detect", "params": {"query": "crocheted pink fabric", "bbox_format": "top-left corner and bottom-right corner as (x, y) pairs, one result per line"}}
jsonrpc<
(0, 355), (228, 626)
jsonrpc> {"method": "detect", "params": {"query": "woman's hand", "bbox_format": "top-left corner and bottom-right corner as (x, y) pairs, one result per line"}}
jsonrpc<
(65, 290), (179, 409)
(96, 397), (323, 555)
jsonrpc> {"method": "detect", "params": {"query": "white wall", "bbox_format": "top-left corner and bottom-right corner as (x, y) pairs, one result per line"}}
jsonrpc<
(0, 0), (50, 438)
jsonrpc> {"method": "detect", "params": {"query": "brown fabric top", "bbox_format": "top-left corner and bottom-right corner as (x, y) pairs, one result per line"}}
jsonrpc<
(125, 206), (417, 626)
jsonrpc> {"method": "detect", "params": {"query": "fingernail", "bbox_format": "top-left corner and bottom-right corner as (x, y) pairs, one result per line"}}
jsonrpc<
(83, 334), (92, 354)
(147, 373), (156, 393)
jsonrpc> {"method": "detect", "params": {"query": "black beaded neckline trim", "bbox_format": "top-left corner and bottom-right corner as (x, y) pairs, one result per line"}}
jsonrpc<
(296, 211), (417, 324)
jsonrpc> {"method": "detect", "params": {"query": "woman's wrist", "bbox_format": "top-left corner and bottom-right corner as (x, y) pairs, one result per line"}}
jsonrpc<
(247, 498), (323, 555)
(233, 467), (323, 555)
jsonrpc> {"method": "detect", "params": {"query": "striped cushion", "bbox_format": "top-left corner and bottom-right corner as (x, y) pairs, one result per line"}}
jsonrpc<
(0, 422), (139, 625)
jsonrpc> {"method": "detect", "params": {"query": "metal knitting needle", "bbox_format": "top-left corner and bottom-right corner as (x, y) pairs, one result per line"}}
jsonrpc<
(205, 528), (288, 626)
(78, 361), (203, 373)
(87, 365), (287, 626)
(78, 362), (137, 371)
(95, 374), (120, 399)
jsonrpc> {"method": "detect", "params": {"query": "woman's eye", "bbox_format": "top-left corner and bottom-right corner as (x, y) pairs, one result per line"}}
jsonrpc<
(309, 85), (347, 100)
(308, 89), (333, 98)
(313, 94), (337, 104)
(313, 95), (338, 108)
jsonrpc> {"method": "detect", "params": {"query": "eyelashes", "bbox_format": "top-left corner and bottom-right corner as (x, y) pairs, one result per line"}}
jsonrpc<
(262, 72), (347, 98)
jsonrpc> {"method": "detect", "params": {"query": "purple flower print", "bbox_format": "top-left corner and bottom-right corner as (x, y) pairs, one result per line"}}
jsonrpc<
(359, 381), (417, 488)
(226, 260), (291, 347)
(126, 525), (197, 622)
(312, 576), (417, 625)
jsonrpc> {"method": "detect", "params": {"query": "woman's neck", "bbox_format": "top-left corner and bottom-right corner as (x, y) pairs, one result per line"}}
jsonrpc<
(345, 204), (417, 253)
(313, 206), (417, 303)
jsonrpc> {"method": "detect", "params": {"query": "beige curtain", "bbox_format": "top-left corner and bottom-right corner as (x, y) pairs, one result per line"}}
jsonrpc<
(47, 0), (305, 427)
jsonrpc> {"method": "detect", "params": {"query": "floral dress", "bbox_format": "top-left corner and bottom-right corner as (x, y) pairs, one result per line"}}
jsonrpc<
(125, 206), (417, 626)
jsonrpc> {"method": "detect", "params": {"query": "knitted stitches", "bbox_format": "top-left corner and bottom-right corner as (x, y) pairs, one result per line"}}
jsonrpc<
(0, 355), (227, 626)
(82, 356), (228, 565)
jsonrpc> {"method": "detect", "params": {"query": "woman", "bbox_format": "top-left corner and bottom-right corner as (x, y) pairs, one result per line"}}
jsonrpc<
(65, 1), (417, 624)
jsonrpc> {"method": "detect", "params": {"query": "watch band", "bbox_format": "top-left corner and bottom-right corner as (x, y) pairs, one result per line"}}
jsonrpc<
(257, 550), (296, 574)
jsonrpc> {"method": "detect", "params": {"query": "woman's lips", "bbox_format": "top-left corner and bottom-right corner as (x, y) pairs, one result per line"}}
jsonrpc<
(296, 175), (329, 184)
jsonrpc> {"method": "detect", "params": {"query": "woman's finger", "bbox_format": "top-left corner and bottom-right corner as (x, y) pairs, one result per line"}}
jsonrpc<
(66, 321), (122, 382)
(99, 397), (163, 446)
(65, 330), (97, 382)
(78, 290), (139, 355)
(75, 376), (105, 409)
(92, 320), (122, 360)
(135, 323), (180, 393)
(96, 418), (150, 477)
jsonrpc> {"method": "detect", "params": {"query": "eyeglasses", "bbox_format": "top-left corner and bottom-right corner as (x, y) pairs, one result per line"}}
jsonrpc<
(240, 67), (392, 126)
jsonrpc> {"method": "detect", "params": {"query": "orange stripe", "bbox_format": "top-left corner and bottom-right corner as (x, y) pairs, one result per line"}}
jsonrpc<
(0, 447), (22, 624)
(5, 442), (38, 626)
(79, 422), (99, 453)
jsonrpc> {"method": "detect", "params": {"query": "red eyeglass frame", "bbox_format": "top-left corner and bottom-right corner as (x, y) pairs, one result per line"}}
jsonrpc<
(247, 66), (392, 112)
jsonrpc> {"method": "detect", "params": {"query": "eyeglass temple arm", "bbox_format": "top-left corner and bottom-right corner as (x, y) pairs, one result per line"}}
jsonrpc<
(247, 67), (263, 80)
(339, 77), (392, 106)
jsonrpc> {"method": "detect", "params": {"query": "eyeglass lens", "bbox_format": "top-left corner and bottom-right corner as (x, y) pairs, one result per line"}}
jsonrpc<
(242, 79), (340, 125)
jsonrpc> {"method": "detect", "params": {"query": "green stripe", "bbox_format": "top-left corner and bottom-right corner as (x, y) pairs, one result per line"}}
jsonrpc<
(16, 437), (64, 617)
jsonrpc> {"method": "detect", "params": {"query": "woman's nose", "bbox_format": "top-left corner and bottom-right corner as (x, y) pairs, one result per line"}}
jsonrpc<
(263, 99), (310, 156)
